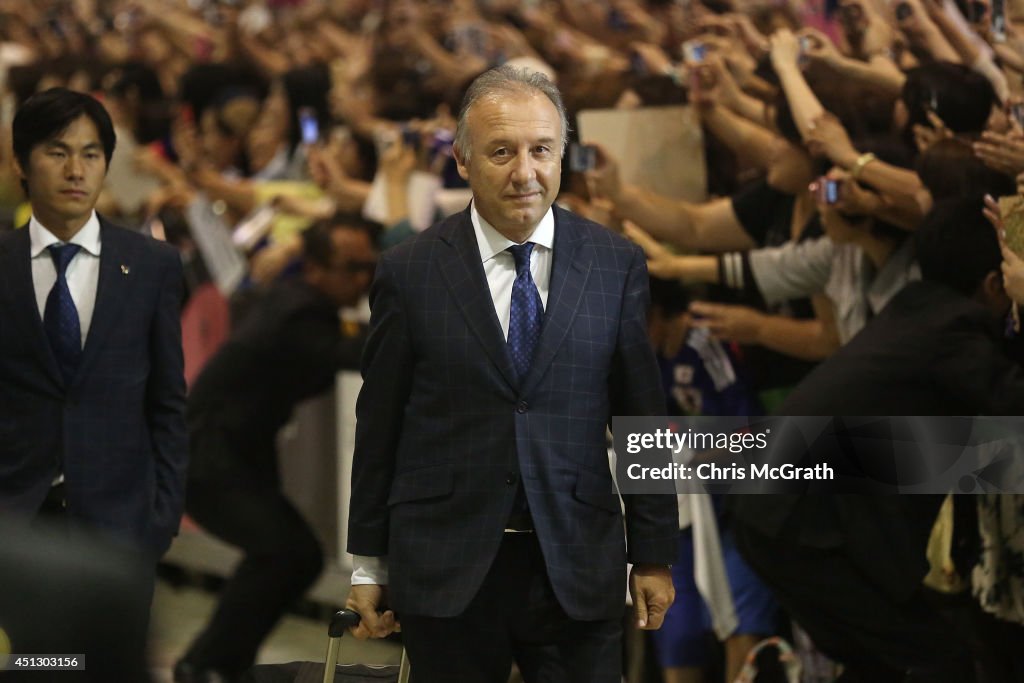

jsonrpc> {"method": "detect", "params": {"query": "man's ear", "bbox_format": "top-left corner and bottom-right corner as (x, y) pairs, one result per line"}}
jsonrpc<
(12, 156), (25, 183)
(454, 146), (470, 182)
(981, 270), (1011, 312)
(983, 270), (1005, 298)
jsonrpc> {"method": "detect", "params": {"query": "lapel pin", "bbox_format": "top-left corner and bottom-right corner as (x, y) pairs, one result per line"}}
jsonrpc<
(121, 265), (130, 275)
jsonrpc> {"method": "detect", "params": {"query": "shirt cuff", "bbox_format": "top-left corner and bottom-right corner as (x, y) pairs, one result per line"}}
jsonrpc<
(351, 555), (389, 585)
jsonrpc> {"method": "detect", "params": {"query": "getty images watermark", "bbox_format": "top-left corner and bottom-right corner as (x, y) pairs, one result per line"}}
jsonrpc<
(623, 425), (833, 483)
(612, 416), (1024, 495)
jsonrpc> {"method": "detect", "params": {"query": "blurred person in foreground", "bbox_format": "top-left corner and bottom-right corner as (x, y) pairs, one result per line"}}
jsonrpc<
(0, 88), (187, 561)
(344, 65), (677, 683)
(175, 216), (378, 683)
(0, 515), (152, 682)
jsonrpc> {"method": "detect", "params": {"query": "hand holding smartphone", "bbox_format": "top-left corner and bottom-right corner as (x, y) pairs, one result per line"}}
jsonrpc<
(815, 176), (842, 205)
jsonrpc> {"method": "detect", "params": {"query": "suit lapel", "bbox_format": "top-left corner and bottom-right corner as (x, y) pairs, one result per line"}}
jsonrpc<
(72, 220), (140, 389)
(521, 208), (591, 397)
(1, 227), (65, 391)
(437, 211), (519, 394)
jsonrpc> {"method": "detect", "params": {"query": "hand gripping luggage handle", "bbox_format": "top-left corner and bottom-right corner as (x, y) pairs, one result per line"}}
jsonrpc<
(329, 608), (362, 637)
(323, 609), (410, 683)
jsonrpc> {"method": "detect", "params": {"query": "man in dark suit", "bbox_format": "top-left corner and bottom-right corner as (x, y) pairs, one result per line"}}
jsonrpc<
(345, 66), (677, 683)
(732, 197), (1024, 682)
(0, 88), (187, 558)
(174, 216), (377, 683)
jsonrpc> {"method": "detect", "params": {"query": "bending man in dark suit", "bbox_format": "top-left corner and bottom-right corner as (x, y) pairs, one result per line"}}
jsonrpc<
(0, 88), (187, 559)
(345, 66), (677, 683)
(175, 216), (377, 683)
(732, 197), (1024, 682)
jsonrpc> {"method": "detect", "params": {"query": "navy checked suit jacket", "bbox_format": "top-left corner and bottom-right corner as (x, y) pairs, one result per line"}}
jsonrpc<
(0, 219), (188, 557)
(347, 206), (677, 620)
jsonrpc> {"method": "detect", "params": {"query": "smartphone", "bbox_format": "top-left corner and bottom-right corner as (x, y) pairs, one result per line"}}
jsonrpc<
(430, 128), (455, 158)
(992, 0), (1007, 42)
(798, 35), (812, 54)
(568, 143), (597, 173)
(194, 35), (214, 61)
(48, 16), (65, 38)
(817, 177), (841, 205)
(895, 1), (913, 20)
(1010, 102), (1024, 128)
(0, 94), (15, 127)
(608, 8), (629, 31)
(298, 107), (319, 145)
(682, 40), (706, 64)
(232, 205), (276, 251)
(629, 51), (648, 76)
(456, 25), (487, 56)
(401, 125), (420, 148)
(968, 0), (988, 23)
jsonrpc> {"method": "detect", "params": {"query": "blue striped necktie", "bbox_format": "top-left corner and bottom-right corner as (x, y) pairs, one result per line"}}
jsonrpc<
(44, 243), (82, 385)
(506, 242), (543, 384)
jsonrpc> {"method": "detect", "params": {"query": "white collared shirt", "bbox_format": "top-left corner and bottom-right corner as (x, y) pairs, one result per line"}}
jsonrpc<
(30, 211), (102, 349)
(471, 202), (554, 339)
(350, 204), (557, 588)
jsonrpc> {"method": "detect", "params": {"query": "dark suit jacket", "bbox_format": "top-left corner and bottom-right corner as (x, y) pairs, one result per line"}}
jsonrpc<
(186, 279), (365, 483)
(347, 206), (677, 620)
(733, 280), (1024, 600)
(0, 218), (188, 556)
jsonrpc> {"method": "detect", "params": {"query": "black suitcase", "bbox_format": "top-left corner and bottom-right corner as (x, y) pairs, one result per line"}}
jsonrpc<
(238, 609), (409, 683)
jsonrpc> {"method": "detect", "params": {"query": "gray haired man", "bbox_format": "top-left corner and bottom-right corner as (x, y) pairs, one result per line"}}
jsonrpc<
(344, 66), (677, 683)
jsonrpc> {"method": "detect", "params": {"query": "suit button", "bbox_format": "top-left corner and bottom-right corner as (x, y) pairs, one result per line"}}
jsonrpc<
(516, 402), (528, 414)
(506, 472), (517, 485)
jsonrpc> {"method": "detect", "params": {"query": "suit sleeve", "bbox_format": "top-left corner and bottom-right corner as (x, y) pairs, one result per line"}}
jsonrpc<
(276, 310), (367, 376)
(347, 255), (415, 558)
(611, 244), (679, 566)
(146, 244), (189, 555)
(931, 316), (1024, 414)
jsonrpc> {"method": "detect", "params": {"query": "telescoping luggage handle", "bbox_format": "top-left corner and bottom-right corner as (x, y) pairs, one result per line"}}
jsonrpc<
(323, 609), (410, 683)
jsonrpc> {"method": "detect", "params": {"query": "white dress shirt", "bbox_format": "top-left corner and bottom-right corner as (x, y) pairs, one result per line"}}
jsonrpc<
(30, 211), (102, 349)
(351, 204), (556, 587)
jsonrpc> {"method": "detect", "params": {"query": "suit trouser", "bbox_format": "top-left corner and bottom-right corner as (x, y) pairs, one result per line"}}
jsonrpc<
(734, 522), (975, 683)
(182, 476), (324, 675)
(400, 532), (622, 683)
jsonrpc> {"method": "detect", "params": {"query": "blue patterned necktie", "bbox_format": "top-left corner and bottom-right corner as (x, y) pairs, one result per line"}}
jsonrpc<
(507, 242), (543, 384)
(44, 243), (83, 385)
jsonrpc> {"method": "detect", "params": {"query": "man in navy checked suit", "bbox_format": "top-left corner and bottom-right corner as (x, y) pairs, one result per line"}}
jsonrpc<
(346, 66), (677, 682)
(0, 88), (187, 560)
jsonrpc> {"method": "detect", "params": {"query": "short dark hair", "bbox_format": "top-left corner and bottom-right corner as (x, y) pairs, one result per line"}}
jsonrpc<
(301, 214), (380, 267)
(901, 62), (996, 135)
(915, 196), (1000, 297)
(915, 138), (1015, 201)
(12, 88), (117, 193)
